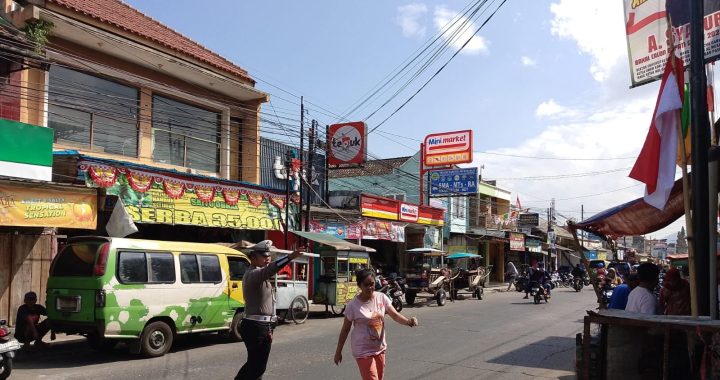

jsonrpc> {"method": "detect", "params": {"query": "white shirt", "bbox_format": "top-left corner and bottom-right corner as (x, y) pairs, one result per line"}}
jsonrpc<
(625, 286), (657, 314)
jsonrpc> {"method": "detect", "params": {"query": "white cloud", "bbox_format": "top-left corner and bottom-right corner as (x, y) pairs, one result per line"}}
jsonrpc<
(434, 6), (489, 55)
(550, 0), (627, 83)
(521, 56), (536, 67)
(397, 3), (428, 38)
(535, 99), (579, 119)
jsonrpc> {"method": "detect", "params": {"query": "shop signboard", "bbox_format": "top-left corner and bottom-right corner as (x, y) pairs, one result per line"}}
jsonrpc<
(398, 202), (419, 222)
(81, 162), (290, 230)
(327, 121), (367, 166)
(0, 181), (97, 229)
(509, 232), (525, 251)
(623, 0), (720, 86)
(0, 119), (53, 181)
(428, 167), (477, 196)
(518, 213), (539, 227)
(423, 130), (473, 166)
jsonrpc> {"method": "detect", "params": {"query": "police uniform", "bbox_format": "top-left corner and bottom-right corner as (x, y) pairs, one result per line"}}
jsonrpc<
(235, 240), (295, 380)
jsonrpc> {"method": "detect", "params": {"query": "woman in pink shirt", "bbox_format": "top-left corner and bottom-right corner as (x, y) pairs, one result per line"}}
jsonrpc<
(334, 268), (419, 380)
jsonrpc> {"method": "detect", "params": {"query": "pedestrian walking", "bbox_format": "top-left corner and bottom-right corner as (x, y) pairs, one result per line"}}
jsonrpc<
(505, 261), (518, 291)
(334, 268), (418, 380)
(235, 240), (305, 380)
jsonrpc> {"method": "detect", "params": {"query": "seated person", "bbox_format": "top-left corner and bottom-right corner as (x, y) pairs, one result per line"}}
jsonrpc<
(15, 291), (53, 348)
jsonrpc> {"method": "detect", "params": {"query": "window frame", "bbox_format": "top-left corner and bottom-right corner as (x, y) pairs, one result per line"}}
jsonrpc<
(47, 65), (140, 156)
(116, 250), (176, 285)
(227, 255), (250, 281)
(179, 253), (223, 284)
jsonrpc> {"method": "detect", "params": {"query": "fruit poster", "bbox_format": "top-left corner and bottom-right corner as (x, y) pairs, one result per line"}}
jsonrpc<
(0, 181), (97, 229)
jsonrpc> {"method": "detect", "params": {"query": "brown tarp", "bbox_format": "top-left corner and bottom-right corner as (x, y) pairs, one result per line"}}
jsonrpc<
(568, 178), (685, 240)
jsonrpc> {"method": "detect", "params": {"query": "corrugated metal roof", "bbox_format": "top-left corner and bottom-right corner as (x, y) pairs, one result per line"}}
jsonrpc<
(328, 156), (411, 179)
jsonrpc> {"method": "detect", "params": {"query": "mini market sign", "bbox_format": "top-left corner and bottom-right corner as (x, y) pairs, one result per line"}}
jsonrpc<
(423, 130), (473, 166)
(361, 194), (443, 226)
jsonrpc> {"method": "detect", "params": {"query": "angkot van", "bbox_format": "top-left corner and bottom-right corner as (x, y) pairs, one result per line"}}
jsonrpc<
(47, 236), (250, 357)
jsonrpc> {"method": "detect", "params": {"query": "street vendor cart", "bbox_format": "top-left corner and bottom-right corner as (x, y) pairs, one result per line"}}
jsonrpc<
(291, 231), (375, 315)
(403, 248), (451, 307)
(447, 252), (489, 301)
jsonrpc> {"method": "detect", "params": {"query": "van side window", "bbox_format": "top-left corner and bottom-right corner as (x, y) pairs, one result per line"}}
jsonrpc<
(199, 255), (221, 283)
(148, 253), (175, 283)
(118, 251), (148, 283)
(228, 256), (249, 281)
(180, 254), (200, 283)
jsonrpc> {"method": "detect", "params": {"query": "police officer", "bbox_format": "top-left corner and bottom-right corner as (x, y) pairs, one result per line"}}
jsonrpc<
(235, 240), (305, 380)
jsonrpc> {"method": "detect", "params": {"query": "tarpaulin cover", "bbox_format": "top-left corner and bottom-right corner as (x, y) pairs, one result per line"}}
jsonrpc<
(569, 178), (685, 240)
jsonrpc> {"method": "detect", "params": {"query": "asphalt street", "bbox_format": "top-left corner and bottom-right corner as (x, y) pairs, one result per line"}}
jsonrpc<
(11, 286), (597, 380)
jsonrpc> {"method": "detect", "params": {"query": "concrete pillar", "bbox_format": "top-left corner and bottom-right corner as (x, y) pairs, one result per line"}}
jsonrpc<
(137, 88), (153, 162)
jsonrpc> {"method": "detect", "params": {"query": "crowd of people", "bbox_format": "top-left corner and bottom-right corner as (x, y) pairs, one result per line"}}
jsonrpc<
(605, 262), (691, 316)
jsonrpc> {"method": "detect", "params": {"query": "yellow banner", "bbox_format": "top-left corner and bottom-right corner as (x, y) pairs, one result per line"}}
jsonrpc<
(117, 183), (285, 230)
(348, 257), (368, 264)
(0, 181), (97, 229)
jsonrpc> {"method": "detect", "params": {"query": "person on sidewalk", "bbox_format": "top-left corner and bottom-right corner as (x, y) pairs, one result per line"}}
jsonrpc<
(505, 261), (518, 291)
(334, 268), (418, 380)
(626, 263), (660, 315)
(235, 240), (305, 380)
(14, 291), (54, 349)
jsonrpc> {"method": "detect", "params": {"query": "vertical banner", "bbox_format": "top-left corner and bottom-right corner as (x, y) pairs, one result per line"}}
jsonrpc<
(623, 0), (720, 86)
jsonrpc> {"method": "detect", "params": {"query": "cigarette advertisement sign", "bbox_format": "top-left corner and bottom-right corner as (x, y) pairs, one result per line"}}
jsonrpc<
(423, 130), (473, 166)
(328, 122), (367, 165)
(0, 181), (97, 229)
(623, 0), (720, 86)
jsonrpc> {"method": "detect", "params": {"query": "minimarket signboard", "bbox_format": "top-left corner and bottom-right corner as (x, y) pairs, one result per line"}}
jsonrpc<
(0, 180), (97, 229)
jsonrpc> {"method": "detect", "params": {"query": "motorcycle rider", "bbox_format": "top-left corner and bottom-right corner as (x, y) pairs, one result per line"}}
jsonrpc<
(524, 262), (551, 299)
(572, 263), (586, 281)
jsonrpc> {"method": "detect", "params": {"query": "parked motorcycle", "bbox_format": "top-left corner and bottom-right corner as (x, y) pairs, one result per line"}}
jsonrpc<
(560, 272), (573, 287)
(0, 319), (21, 379)
(528, 281), (548, 304)
(378, 275), (405, 312)
(514, 275), (528, 292)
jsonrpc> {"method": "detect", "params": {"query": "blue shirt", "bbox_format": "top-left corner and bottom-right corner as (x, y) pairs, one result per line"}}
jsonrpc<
(608, 284), (631, 310)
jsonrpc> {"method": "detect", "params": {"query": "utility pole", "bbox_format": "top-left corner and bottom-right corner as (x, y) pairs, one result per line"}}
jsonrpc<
(580, 204), (584, 249)
(304, 120), (316, 232)
(299, 96), (304, 231)
(284, 149), (292, 248)
(690, 0), (712, 316)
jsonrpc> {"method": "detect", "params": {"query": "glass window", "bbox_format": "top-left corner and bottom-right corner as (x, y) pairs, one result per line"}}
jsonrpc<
(228, 256), (249, 281)
(180, 254), (200, 283)
(152, 95), (220, 172)
(148, 253), (175, 283)
(294, 262), (308, 282)
(118, 251), (148, 283)
(48, 66), (138, 157)
(199, 255), (221, 283)
(51, 242), (105, 277)
(321, 257), (336, 277)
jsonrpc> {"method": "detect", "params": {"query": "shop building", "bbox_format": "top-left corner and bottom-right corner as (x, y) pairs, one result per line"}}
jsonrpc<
(466, 181), (513, 282)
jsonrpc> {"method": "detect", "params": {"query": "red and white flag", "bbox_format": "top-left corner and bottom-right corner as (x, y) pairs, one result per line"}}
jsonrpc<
(629, 51), (684, 210)
(516, 195), (522, 211)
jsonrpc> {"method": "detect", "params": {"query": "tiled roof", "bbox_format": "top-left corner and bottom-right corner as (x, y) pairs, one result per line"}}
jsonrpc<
(329, 157), (411, 179)
(48, 0), (254, 84)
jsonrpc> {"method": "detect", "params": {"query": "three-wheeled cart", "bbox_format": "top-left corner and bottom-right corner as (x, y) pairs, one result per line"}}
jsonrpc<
(272, 251), (318, 324)
(446, 252), (489, 301)
(403, 248), (450, 307)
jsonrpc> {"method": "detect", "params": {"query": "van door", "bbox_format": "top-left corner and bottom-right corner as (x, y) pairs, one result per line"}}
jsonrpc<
(227, 256), (249, 311)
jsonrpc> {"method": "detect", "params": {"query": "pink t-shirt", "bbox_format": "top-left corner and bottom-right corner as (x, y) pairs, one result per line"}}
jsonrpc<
(343, 292), (392, 358)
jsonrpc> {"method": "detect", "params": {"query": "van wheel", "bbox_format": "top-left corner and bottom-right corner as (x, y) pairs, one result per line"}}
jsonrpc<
(87, 334), (118, 352)
(140, 321), (173, 358)
(229, 312), (244, 342)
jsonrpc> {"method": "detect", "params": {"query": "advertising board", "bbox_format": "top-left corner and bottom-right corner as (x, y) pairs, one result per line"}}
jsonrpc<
(423, 130), (473, 166)
(429, 167), (477, 196)
(328, 122), (367, 165)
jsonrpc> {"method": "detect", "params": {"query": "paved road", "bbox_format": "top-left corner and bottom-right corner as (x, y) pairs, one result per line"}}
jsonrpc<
(12, 287), (596, 380)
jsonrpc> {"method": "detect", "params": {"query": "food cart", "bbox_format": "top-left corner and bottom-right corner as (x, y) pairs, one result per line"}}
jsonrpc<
(403, 248), (451, 307)
(291, 231), (375, 315)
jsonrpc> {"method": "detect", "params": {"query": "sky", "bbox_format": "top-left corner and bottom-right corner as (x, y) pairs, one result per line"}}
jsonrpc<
(124, 0), (693, 240)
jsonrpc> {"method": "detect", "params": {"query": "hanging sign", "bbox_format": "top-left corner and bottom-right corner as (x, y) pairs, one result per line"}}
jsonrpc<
(423, 130), (473, 166)
(328, 122), (367, 165)
(623, 0), (720, 86)
(509, 232), (525, 251)
(518, 213), (539, 227)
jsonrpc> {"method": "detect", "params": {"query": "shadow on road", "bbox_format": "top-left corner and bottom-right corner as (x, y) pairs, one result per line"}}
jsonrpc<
(486, 336), (577, 371)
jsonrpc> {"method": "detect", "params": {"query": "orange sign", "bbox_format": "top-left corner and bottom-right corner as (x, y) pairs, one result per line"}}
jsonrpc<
(0, 181), (97, 229)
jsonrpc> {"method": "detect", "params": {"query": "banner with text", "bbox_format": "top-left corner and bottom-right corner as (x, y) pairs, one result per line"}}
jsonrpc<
(623, 0), (720, 86)
(0, 181), (97, 229)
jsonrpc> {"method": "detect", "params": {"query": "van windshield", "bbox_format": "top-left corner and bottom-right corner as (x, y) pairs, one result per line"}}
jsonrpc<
(51, 241), (105, 277)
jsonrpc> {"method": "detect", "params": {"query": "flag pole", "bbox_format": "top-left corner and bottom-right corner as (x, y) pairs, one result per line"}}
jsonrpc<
(667, 8), (698, 317)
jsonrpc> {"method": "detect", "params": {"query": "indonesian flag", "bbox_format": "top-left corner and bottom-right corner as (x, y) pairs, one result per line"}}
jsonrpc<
(516, 195), (522, 210)
(629, 50), (684, 210)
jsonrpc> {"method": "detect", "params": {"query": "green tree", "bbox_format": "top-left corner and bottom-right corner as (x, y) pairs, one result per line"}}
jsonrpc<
(676, 226), (687, 254)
